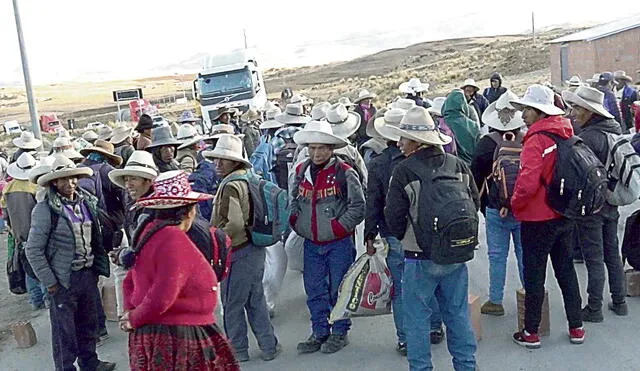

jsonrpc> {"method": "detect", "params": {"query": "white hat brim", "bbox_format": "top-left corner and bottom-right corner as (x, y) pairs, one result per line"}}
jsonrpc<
(79, 147), (123, 167)
(328, 112), (360, 139)
(275, 113), (311, 126)
(201, 149), (252, 168)
(354, 94), (375, 103)
(427, 106), (443, 117)
(110, 131), (133, 144)
(562, 90), (614, 119)
(7, 161), (39, 181)
(373, 117), (401, 142)
(481, 101), (526, 131)
(13, 137), (42, 150)
(399, 82), (428, 94)
(293, 130), (348, 149)
(509, 98), (565, 116)
(177, 136), (203, 150)
(37, 167), (93, 187)
(389, 126), (452, 146)
(108, 167), (158, 189)
(259, 119), (284, 130)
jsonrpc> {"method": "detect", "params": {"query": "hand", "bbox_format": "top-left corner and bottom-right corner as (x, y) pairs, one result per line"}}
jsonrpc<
(499, 207), (509, 218)
(47, 283), (61, 295)
(108, 250), (120, 265)
(365, 240), (376, 256)
(119, 312), (134, 332)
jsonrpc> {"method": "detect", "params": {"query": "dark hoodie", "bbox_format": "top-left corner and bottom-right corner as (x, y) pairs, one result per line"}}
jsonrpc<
(483, 73), (507, 104)
(151, 147), (180, 173)
(443, 90), (480, 165)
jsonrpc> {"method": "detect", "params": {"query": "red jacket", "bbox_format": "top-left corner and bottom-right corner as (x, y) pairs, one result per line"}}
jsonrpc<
(511, 115), (574, 222)
(124, 224), (218, 328)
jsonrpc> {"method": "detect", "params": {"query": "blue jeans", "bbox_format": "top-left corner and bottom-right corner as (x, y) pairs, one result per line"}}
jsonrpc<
(303, 236), (356, 337)
(26, 274), (46, 307)
(403, 259), (477, 371)
(485, 208), (524, 304)
(385, 237), (406, 343)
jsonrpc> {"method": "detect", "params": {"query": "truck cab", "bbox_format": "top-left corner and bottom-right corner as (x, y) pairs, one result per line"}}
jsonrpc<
(193, 49), (267, 133)
(3, 120), (22, 135)
(40, 114), (63, 133)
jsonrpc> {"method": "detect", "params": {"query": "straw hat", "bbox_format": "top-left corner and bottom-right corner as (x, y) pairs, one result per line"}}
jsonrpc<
(82, 130), (99, 143)
(109, 125), (134, 144)
(176, 124), (202, 150)
(136, 170), (213, 210)
(202, 134), (252, 168)
(108, 150), (158, 188)
(460, 78), (480, 91)
(178, 110), (197, 123)
(427, 97), (446, 117)
(390, 106), (452, 146)
(146, 126), (182, 150)
(565, 75), (583, 87)
(13, 131), (42, 150)
(614, 70), (633, 83)
(37, 155), (93, 187)
(80, 139), (123, 167)
(275, 104), (311, 126)
(211, 106), (239, 121)
(353, 89), (376, 104)
(325, 103), (360, 139)
(482, 90), (526, 131)
(310, 102), (331, 121)
(97, 126), (114, 141)
(240, 108), (261, 123)
(259, 107), (284, 129)
(293, 120), (349, 149)
(206, 124), (237, 141)
(562, 85), (614, 119)
(7, 152), (39, 181)
(373, 108), (406, 142)
(399, 78), (429, 94)
(390, 98), (417, 111)
(510, 84), (565, 116)
(338, 97), (356, 107)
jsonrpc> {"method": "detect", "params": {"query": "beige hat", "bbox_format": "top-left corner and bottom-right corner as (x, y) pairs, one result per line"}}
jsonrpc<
(28, 155), (56, 184)
(562, 85), (614, 119)
(7, 152), (39, 181)
(390, 98), (417, 111)
(353, 89), (376, 104)
(108, 150), (158, 188)
(37, 155), (93, 187)
(614, 70), (633, 83)
(176, 124), (202, 150)
(79, 139), (123, 167)
(325, 103), (360, 139)
(206, 124), (237, 141)
(510, 84), (565, 116)
(390, 106), (452, 146)
(338, 97), (356, 107)
(202, 134), (252, 168)
(373, 108), (406, 142)
(275, 103), (311, 126)
(586, 73), (601, 84)
(482, 90), (526, 131)
(241, 108), (261, 123)
(399, 78), (429, 94)
(427, 97), (446, 117)
(461, 78), (480, 91)
(109, 125), (134, 144)
(211, 106), (239, 121)
(259, 107), (283, 130)
(290, 94), (313, 105)
(293, 120), (349, 149)
(565, 75), (583, 87)
(310, 102), (331, 121)
(82, 130), (99, 143)
(52, 137), (84, 162)
(13, 131), (42, 150)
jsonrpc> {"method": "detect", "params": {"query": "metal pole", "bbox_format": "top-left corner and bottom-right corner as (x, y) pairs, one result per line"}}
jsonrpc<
(243, 29), (248, 50)
(532, 12), (535, 46)
(12, 0), (41, 139)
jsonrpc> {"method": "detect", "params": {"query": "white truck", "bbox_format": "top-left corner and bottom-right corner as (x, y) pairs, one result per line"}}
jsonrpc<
(192, 49), (267, 133)
(3, 120), (22, 135)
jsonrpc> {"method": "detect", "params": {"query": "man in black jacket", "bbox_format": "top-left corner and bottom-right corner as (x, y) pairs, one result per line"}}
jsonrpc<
(562, 86), (628, 321)
(483, 72), (508, 104)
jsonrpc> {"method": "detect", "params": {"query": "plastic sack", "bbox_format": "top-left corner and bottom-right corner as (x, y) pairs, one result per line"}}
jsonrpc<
(329, 251), (393, 323)
(285, 231), (304, 272)
(263, 242), (287, 311)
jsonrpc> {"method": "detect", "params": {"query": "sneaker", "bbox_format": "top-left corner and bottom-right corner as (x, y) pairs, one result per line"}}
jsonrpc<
(480, 301), (505, 316)
(581, 306), (603, 323)
(430, 327), (445, 345)
(569, 327), (585, 344)
(96, 360), (117, 371)
(320, 334), (349, 354)
(396, 342), (407, 357)
(512, 330), (541, 349)
(297, 334), (327, 354)
(261, 343), (282, 361)
(608, 301), (629, 316)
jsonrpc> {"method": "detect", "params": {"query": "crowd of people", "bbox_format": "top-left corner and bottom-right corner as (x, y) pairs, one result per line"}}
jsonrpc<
(2, 70), (640, 371)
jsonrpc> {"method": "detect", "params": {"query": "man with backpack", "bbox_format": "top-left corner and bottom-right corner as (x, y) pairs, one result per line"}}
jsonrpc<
(250, 107), (282, 183)
(205, 134), (281, 363)
(562, 85), (629, 320)
(509, 84), (585, 348)
(385, 106), (479, 370)
(472, 90), (526, 316)
(271, 103), (310, 189)
(290, 120), (366, 355)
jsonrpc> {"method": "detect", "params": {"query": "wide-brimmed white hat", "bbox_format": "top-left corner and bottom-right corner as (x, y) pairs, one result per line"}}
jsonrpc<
(28, 155), (56, 184)
(259, 107), (284, 130)
(109, 125), (134, 144)
(482, 90), (526, 131)
(290, 94), (313, 105)
(390, 98), (417, 111)
(205, 124), (237, 141)
(82, 130), (99, 143)
(338, 97), (356, 107)
(178, 110), (197, 123)
(7, 152), (39, 181)
(427, 97), (446, 117)
(510, 84), (565, 116)
(108, 150), (158, 188)
(13, 131), (42, 150)
(202, 134), (252, 168)
(97, 126), (114, 141)
(399, 78), (429, 94)
(310, 102), (331, 121)
(565, 75), (583, 87)
(136, 170), (213, 209)
(614, 70), (633, 83)
(241, 108), (261, 123)
(586, 73), (601, 84)
(390, 106), (452, 146)
(80, 139), (123, 167)
(37, 155), (93, 187)
(275, 103), (311, 126)
(325, 103), (360, 139)
(52, 137), (84, 162)
(176, 124), (202, 150)
(562, 85), (614, 119)
(460, 78), (480, 91)
(373, 108), (406, 142)
(353, 89), (376, 104)
(293, 120), (349, 149)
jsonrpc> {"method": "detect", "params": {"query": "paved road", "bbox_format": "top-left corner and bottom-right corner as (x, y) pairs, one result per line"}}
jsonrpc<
(2, 204), (640, 370)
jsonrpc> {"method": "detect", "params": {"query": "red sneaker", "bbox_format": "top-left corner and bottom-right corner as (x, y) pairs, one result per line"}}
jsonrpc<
(569, 327), (585, 344)
(512, 330), (541, 349)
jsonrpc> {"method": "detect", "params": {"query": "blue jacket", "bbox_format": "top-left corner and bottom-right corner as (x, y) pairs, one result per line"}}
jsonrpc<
(189, 158), (218, 221)
(598, 86), (622, 125)
(620, 85), (639, 130)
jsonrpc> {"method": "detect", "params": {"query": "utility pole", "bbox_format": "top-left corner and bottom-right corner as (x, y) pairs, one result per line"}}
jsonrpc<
(243, 29), (248, 49)
(532, 12), (536, 46)
(12, 0), (41, 139)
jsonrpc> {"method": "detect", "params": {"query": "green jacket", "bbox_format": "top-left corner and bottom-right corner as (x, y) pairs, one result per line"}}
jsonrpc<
(443, 89), (481, 165)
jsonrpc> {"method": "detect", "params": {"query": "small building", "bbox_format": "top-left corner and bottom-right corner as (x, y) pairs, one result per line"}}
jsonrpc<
(549, 15), (640, 86)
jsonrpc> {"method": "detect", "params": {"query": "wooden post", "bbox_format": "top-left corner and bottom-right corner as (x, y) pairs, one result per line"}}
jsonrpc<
(532, 12), (536, 46)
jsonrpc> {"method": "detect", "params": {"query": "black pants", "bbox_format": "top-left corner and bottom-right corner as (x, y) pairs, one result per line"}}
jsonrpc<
(49, 269), (100, 371)
(578, 214), (626, 309)
(521, 218), (583, 333)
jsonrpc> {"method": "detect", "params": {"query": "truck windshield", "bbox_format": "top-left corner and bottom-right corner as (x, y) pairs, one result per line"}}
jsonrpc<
(199, 68), (252, 96)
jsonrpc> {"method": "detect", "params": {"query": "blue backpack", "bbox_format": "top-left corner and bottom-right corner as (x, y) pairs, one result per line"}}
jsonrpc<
(250, 136), (276, 183)
(219, 171), (290, 247)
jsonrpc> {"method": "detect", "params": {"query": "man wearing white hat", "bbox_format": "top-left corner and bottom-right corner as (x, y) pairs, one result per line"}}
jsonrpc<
(110, 125), (135, 165)
(251, 107), (282, 183)
(271, 103), (310, 189)
(51, 136), (85, 163)
(563, 85), (628, 320)
(614, 70), (638, 133)
(509, 84), (584, 348)
(11, 131), (42, 162)
(291, 121), (365, 354)
(175, 123), (202, 174)
(384, 106), (479, 370)
(25, 155), (116, 371)
(428, 97), (458, 155)
(353, 89), (377, 146)
(461, 78), (490, 127)
(399, 78), (431, 108)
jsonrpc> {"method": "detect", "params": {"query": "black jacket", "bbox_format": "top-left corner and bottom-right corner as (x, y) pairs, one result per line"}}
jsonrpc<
(483, 87), (507, 104)
(578, 115), (622, 219)
(353, 104), (377, 145)
(364, 145), (404, 241)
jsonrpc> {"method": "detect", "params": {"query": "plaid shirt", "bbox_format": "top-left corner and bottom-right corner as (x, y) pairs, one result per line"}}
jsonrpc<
(270, 126), (301, 156)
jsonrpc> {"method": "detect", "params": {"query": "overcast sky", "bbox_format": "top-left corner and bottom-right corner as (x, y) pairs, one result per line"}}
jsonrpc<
(1, 1), (637, 84)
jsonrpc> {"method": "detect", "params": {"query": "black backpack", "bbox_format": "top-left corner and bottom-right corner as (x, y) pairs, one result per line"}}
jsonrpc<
(622, 209), (640, 270)
(187, 217), (233, 282)
(273, 139), (298, 190)
(538, 132), (607, 219)
(408, 154), (479, 264)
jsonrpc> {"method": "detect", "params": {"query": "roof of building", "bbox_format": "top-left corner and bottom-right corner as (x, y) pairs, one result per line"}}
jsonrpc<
(550, 15), (640, 43)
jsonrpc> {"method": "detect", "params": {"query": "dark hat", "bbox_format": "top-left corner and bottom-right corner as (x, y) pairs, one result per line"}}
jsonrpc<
(598, 71), (615, 85)
(212, 106), (238, 121)
(146, 126), (182, 150)
(136, 114), (154, 132)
